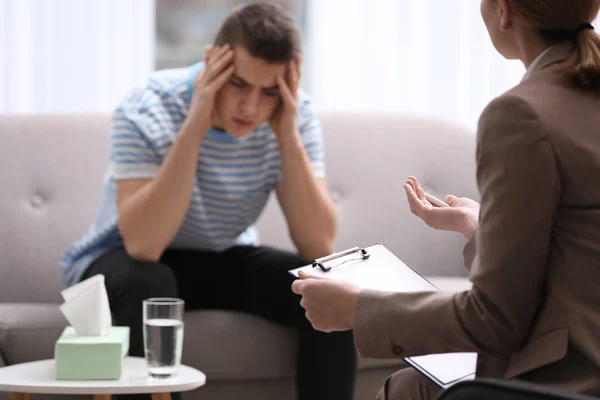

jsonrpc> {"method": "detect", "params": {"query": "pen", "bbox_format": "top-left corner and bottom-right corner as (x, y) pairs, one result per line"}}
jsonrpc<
(425, 193), (450, 208)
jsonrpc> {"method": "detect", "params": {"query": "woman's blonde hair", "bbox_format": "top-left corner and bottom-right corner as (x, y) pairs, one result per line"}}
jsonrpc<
(508, 0), (600, 87)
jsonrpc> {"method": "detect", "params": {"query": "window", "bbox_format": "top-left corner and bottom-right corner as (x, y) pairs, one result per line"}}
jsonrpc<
(155, 0), (308, 70)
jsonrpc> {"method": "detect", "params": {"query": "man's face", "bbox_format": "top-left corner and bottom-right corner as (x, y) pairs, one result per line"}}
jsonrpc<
(213, 46), (287, 137)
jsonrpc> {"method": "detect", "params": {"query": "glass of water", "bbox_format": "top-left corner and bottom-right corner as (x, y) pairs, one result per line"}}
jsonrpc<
(143, 298), (184, 379)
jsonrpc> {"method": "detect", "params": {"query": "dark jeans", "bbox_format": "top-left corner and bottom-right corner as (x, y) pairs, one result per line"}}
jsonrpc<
(82, 245), (357, 400)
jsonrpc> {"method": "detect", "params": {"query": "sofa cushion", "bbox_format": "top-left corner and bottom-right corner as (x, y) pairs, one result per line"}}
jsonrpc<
(0, 304), (403, 381)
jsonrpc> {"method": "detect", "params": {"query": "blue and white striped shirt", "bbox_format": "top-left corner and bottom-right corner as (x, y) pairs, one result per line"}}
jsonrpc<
(60, 62), (325, 287)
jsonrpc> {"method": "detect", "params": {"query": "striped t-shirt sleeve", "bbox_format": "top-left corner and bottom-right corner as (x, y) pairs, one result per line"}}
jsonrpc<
(298, 95), (326, 178)
(108, 88), (177, 180)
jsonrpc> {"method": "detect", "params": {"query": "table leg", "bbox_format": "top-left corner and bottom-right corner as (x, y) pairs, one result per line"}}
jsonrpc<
(151, 394), (171, 400)
(11, 394), (30, 400)
(94, 395), (111, 400)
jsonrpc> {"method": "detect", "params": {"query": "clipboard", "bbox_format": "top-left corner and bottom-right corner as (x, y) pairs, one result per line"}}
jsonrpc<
(289, 244), (476, 389)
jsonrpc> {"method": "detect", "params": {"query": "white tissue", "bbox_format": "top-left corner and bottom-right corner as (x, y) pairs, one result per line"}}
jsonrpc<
(59, 274), (112, 337)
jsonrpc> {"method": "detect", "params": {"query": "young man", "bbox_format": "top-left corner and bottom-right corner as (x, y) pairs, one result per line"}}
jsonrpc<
(60, 3), (356, 399)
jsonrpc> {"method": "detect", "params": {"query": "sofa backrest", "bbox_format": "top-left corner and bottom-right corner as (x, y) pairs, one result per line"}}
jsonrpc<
(256, 112), (478, 277)
(0, 112), (477, 303)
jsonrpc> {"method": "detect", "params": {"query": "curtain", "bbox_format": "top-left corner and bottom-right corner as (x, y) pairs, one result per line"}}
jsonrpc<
(0, 0), (155, 114)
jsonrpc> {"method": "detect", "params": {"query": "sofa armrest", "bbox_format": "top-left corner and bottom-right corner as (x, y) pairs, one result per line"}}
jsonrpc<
(0, 303), (67, 365)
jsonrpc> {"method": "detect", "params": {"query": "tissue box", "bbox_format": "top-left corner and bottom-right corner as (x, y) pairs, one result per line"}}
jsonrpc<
(54, 326), (130, 380)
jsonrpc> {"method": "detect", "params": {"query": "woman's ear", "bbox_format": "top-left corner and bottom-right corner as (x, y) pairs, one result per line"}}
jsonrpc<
(498, 0), (512, 32)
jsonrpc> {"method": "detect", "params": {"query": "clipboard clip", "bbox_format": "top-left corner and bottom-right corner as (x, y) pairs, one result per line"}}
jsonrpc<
(312, 247), (370, 272)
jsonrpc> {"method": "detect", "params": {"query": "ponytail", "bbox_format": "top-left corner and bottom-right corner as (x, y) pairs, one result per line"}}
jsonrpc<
(563, 28), (600, 88)
(507, 0), (600, 88)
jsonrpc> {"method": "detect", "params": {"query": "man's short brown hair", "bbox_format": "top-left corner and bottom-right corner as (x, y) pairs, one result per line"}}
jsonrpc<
(214, 2), (302, 63)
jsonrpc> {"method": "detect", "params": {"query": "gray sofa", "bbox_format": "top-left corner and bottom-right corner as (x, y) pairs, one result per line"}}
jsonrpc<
(0, 112), (476, 399)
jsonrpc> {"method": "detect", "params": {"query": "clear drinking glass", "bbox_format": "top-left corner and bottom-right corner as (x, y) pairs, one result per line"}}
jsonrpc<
(143, 298), (184, 379)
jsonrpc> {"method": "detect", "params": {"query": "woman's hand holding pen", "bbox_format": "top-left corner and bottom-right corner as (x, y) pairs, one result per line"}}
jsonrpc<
(404, 176), (480, 239)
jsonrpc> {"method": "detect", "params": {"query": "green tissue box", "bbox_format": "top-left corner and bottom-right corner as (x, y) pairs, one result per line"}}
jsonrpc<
(54, 326), (130, 380)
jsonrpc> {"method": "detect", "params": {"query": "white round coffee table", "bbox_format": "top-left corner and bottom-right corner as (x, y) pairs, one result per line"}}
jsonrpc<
(0, 357), (205, 400)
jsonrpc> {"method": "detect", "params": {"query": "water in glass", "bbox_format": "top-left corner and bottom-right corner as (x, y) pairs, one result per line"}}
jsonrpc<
(143, 298), (184, 378)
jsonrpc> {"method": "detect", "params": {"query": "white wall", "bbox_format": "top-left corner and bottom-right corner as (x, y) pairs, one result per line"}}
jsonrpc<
(0, 0), (155, 114)
(306, 0), (526, 131)
(1, 0), (596, 130)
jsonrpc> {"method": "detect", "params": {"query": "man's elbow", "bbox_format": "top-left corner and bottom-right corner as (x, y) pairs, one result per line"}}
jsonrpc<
(120, 230), (164, 263)
(296, 237), (335, 261)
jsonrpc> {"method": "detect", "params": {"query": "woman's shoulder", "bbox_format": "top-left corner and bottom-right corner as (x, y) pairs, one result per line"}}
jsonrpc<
(477, 89), (543, 142)
(478, 74), (580, 142)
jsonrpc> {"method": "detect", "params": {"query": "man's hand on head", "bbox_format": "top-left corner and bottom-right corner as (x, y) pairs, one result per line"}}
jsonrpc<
(270, 57), (302, 140)
(185, 44), (235, 136)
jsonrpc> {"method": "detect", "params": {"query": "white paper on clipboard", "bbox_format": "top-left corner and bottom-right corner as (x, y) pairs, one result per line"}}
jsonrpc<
(405, 353), (476, 389)
(289, 244), (476, 389)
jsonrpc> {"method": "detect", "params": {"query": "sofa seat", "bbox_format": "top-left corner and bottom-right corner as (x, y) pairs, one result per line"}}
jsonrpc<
(0, 304), (404, 382)
(0, 276), (470, 382)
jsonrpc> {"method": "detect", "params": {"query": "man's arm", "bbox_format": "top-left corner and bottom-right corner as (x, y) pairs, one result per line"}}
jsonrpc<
(270, 60), (336, 261)
(116, 116), (206, 261)
(116, 46), (234, 261)
(353, 95), (560, 359)
(275, 131), (337, 261)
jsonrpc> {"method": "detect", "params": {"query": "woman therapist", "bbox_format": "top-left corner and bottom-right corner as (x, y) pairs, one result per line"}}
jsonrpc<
(292, 1), (600, 399)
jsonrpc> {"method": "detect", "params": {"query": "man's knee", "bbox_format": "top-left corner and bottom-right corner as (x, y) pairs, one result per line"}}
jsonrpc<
(87, 251), (179, 304)
(379, 367), (441, 400)
(118, 261), (178, 300)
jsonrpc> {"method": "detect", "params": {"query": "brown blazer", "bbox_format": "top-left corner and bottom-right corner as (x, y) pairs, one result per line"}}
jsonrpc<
(355, 42), (600, 397)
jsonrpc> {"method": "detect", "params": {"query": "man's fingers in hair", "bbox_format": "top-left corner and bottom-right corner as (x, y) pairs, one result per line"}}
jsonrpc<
(288, 61), (299, 94)
(209, 65), (235, 92)
(205, 45), (229, 70)
(294, 56), (303, 83)
(205, 48), (234, 82)
(277, 74), (295, 107)
(204, 45), (214, 63)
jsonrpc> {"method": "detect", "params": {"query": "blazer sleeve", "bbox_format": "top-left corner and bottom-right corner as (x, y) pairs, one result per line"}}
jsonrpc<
(463, 234), (477, 271)
(353, 94), (560, 359)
